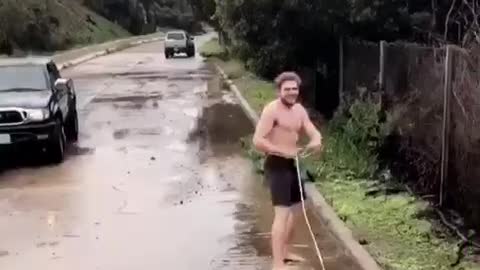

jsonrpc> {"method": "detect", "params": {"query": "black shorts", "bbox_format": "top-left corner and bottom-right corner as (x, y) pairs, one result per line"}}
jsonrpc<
(264, 155), (306, 207)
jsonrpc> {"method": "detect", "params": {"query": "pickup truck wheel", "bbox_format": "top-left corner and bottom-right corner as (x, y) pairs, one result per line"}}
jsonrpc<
(47, 119), (66, 164)
(165, 49), (173, 59)
(187, 47), (195, 58)
(65, 109), (79, 142)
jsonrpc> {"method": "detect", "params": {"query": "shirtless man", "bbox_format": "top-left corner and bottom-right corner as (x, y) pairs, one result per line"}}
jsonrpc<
(253, 71), (322, 270)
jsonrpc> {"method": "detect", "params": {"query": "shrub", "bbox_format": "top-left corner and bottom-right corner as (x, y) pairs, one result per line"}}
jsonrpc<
(317, 95), (392, 181)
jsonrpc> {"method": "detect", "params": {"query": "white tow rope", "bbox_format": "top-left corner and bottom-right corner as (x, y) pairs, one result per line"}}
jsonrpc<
(295, 155), (326, 270)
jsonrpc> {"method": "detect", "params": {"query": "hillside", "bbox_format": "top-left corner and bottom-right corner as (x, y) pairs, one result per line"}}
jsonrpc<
(0, 0), (131, 55)
(83, 0), (200, 35)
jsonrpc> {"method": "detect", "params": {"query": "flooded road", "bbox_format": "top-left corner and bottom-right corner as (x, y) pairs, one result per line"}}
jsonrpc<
(0, 36), (359, 270)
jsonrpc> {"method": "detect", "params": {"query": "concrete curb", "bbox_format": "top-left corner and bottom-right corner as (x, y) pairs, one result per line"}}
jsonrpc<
(214, 63), (383, 270)
(56, 36), (164, 71)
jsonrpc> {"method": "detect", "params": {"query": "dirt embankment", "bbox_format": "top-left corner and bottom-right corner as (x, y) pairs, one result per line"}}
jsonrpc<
(0, 0), (130, 55)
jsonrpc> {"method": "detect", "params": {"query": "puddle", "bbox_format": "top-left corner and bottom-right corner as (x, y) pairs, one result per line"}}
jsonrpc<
(183, 108), (199, 118)
(113, 129), (130, 140)
(166, 141), (188, 153)
(92, 93), (163, 103)
(167, 75), (212, 81)
(163, 126), (174, 136)
(116, 147), (128, 153)
(221, 93), (237, 104)
(113, 102), (143, 110)
(167, 76), (195, 81)
(188, 103), (254, 156)
(136, 128), (162, 136)
(173, 99), (188, 106)
(67, 145), (95, 156)
(133, 75), (170, 81)
(165, 91), (183, 99)
(36, 241), (59, 248)
(193, 85), (208, 94)
(168, 83), (178, 88)
(114, 71), (167, 78)
(108, 71), (214, 82)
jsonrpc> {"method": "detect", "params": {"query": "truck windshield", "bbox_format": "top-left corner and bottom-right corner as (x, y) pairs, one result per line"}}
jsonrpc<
(167, 33), (185, 40)
(0, 65), (48, 92)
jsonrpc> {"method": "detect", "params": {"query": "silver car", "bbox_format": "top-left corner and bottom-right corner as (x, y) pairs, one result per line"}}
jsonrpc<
(164, 30), (195, 58)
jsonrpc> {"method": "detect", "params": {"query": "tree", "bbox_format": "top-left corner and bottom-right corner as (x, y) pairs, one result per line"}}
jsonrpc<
(212, 0), (480, 78)
(189, 0), (216, 22)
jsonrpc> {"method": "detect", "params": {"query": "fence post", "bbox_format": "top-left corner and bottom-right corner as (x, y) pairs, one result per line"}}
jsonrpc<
(338, 36), (344, 111)
(219, 30), (224, 46)
(440, 45), (453, 207)
(379, 40), (386, 91)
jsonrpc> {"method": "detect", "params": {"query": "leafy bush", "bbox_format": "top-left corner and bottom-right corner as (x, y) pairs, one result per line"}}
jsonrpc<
(199, 38), (225, 57)
(317, 96), (392, 181)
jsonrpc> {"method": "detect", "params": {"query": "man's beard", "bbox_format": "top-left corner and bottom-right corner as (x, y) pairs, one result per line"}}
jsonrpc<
(280, 97), (297, 108)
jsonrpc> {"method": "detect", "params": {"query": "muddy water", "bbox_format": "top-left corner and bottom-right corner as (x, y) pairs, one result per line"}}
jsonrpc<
(0, 36), (359, 270)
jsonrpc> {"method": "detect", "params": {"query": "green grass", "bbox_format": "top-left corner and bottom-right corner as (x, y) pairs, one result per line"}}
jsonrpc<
(200, 39), (275, 113)
(74, 10), (131, 45)
(201, 37), (480, 270)
(234, 75), (275, 113)
(318, 177), (480, 270)
(49, 0), (131, 46)
(199, 37), (226, 58)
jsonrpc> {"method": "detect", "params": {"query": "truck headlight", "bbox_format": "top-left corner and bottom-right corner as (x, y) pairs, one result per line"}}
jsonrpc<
(25, 109), (50, 121)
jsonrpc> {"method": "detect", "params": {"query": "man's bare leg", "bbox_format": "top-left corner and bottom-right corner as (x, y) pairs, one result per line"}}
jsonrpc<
(272, 206), (290, 269)
(283, 203), (305, 262)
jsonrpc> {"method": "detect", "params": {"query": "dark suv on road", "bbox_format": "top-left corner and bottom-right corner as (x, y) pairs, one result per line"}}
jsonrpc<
(0, 58), (78, 164)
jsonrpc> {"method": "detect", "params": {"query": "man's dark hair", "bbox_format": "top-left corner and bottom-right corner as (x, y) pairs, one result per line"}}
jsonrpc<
(274, 71), (302, 90)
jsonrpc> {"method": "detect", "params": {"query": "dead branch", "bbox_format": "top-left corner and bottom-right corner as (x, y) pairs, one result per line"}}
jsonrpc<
(452, 88), (468, 120)
(463, 0), (476, 15)
(435, 208), (480, 249)
(445, 0), (458, 41)
(452, 63), (469, 120)
(460, 0), (480, 46)
(405, 181), (480, 251)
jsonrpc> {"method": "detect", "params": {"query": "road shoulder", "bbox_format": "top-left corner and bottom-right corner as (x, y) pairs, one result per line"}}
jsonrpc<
(54, 32), (166, 70)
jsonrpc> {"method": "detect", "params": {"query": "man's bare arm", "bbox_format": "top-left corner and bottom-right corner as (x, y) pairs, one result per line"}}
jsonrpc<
(253, 106), (281, 154)
(301, 107), (322, 151)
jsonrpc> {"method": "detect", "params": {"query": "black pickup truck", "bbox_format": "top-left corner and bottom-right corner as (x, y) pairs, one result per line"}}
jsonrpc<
(0, 57), (78, 164)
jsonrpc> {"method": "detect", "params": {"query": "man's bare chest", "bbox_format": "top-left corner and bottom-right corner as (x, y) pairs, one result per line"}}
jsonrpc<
(272, 112), (302, 133)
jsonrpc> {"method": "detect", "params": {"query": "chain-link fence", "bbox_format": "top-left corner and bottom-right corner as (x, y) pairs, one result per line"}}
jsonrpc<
(343, 40), (380, 107)
(449, 47), (480, 222)
(341, 39), (480, 227)
(384, 43), (446, 195)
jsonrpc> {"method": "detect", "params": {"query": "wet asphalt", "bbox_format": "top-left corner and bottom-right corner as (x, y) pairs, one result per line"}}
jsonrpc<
(0, 35), (360, 270)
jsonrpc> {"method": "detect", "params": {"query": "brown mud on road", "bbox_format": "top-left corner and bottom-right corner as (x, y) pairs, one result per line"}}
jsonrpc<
(0, 37), (359, 270)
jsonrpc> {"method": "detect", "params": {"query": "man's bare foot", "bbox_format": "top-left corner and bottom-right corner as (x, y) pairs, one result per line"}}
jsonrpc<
(284, 252), (306, 263)
(273, 265), (300, 270)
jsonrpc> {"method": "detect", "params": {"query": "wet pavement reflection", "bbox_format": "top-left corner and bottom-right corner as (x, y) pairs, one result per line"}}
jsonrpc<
(0, 36), (359, 270)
